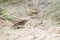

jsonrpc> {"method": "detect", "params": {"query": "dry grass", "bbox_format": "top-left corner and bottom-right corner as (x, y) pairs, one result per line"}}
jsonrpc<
(0, 0), (24, 5)
(43, 2), (60, 24)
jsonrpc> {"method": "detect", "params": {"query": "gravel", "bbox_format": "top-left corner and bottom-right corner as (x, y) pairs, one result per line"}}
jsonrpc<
(0, 0), (60, 40)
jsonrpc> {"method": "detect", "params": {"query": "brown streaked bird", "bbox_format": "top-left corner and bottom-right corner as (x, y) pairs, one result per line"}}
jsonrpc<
(12, 20), (27, 29)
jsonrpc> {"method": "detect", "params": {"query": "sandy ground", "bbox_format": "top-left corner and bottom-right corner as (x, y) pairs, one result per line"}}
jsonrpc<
(0, 0), (60, 40)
